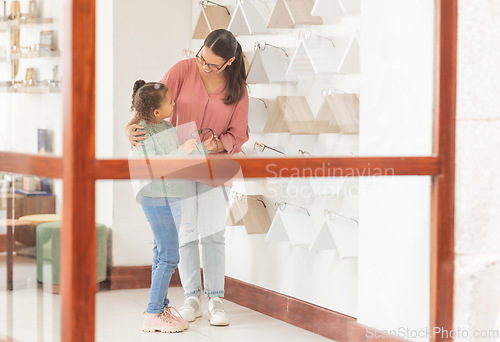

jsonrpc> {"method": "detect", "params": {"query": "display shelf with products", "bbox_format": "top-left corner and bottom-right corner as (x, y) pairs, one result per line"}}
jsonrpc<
(310, 213), (358, 258)
(338, 35), (360, 74)
(10, 50), (60, 59)
(228, 0), (270, 36)
(267, 0), (323, 29)
(247, 97), (269, 133)
(266, 204), (316, 246)
(226, 193), (271, 234)
(311, 0), (344, 17)
(317, 92), (359, 134)
(263, 96), (317, 135)
(246, 47), (295, 84)
(286, 36), (339, 75)
(0, 17), (53, 31)
(192, 1), (231, 39)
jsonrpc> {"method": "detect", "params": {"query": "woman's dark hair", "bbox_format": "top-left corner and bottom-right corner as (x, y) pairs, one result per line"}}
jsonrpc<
(204, 29), (247, 105)
(130, 80), (168, 123)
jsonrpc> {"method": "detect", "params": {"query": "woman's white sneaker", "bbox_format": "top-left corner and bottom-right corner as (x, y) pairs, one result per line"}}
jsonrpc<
(179, 296), (202, 322)
(208, 297), (229, 326)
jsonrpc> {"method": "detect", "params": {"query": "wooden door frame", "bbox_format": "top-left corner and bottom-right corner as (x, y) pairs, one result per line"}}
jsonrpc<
(0, 0), (456, 341)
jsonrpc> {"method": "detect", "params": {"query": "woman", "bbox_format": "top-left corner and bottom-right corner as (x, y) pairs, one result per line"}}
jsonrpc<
(126, 29), (249, 326)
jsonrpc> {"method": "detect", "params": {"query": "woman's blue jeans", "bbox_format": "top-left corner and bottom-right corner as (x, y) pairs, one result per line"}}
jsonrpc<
(141, 196), (181, 314)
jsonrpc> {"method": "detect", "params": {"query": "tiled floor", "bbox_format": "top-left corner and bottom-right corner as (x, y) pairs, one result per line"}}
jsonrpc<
(0, 254), (332, 341)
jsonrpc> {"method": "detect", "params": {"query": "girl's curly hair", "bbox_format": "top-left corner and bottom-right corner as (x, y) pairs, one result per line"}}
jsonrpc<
(130, 80), (168, 123)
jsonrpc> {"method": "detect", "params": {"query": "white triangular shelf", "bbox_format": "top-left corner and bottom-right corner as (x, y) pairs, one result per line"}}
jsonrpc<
(287, 38), (340, 76)
(311, 0), (344, 17)
(192, 4), (232, 39)
(226, 195), (271, 234)
(309, 217), (358, 257)
(267, 0), (323, 28)
(308, 177), (346, 195)
(228, 1), (270, 35)
(315, 93), (359, 134)
(338, 35), (360, 74)
(266, 208), (315, 246)
(340, 0), (361, 13)
(309, 219), (337, 251)
(263, 96), (317, 135)
(248, 98), (269, 133)
(246, 48), (294, 84)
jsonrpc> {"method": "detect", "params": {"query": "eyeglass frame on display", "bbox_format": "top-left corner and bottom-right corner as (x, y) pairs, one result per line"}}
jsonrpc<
(254, 40), (289, 57)
(232, 191), (267, 208)
(275, 201), (311, 216)
(298, 149), (311, 156)
(254, 142), (285, 155)
(324, 209), (358, 225)
(199, 0), (230, 15)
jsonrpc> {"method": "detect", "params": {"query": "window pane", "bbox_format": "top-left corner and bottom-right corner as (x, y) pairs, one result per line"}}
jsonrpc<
(0, 2), (64, 156)
(0, 172), (62, 341)
(97, 1), (435, 160)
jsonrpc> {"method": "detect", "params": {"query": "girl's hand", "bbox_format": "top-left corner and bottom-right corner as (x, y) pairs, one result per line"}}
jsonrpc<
(126, 124), (146, 149)
(203, 135), (217, 152)
(181, 139), (198, 154)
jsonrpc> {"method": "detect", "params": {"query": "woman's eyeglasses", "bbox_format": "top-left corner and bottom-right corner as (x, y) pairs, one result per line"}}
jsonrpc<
(275, 202), (310, 216)
(324, 209), (358, 225)
(190, 128), (218, 152)
(232, 191), (266, 208)
(254, 142), (285, 155)
(195, 46), (229, 72)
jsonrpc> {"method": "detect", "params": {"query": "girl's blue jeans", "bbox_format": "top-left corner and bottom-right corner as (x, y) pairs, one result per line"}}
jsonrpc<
(141, 196), (181, 314)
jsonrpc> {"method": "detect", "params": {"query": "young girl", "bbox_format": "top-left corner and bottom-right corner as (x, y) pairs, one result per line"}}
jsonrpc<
(128, 80), (215, 333)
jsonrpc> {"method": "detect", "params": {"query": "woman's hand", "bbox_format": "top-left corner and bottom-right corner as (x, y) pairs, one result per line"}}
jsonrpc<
(126, 123), (147, 149)
(202, 135), (217, 152)
(210, 136), (226, 153)
(181, 139), (198, 155)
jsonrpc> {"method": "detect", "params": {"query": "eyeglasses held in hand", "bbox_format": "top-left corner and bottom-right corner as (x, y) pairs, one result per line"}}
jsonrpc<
(324, 209), (358, 225)
(275, 202), (310, 216)
(233, 191), (267, 208)
(254, 142), (285, 155)
(195, 46), (230, 72)
(254, 41), (288, 57)
(190, 128), (218, 153)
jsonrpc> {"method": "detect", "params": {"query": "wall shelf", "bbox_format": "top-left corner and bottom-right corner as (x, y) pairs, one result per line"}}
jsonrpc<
(226, 195), (271, 234)
(310, 216), (358, 258)
(248, 97), (270, 133)
(0, 85), (61, 93)
(263, 96), (317, 135)
(266, 208), (316, 246)
(267, 0), (323, 28)
(286, 37), (339, 76)
(246, 48), (294, 84)
(340, 0), (361, 13)
(228, 0), (270, 35)
(10, 50), (61, 59)
(0, 18), (53, 31)
(192, 4), (231, 39)
(311, 0), (344, 17)
(314, 93), (359, 134)
(338, 35), (360, 74)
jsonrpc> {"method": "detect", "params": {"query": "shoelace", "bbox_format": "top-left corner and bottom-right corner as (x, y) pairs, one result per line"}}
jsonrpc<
(163, 307), (185, 322)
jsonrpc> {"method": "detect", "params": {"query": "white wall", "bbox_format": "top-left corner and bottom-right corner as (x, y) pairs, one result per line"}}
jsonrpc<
(357, 0), (434, 340)
(454, 0), (500, 340)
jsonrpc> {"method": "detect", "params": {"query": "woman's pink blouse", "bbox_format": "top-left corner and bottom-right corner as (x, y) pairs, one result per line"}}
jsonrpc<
(160, 58), (249, 154)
